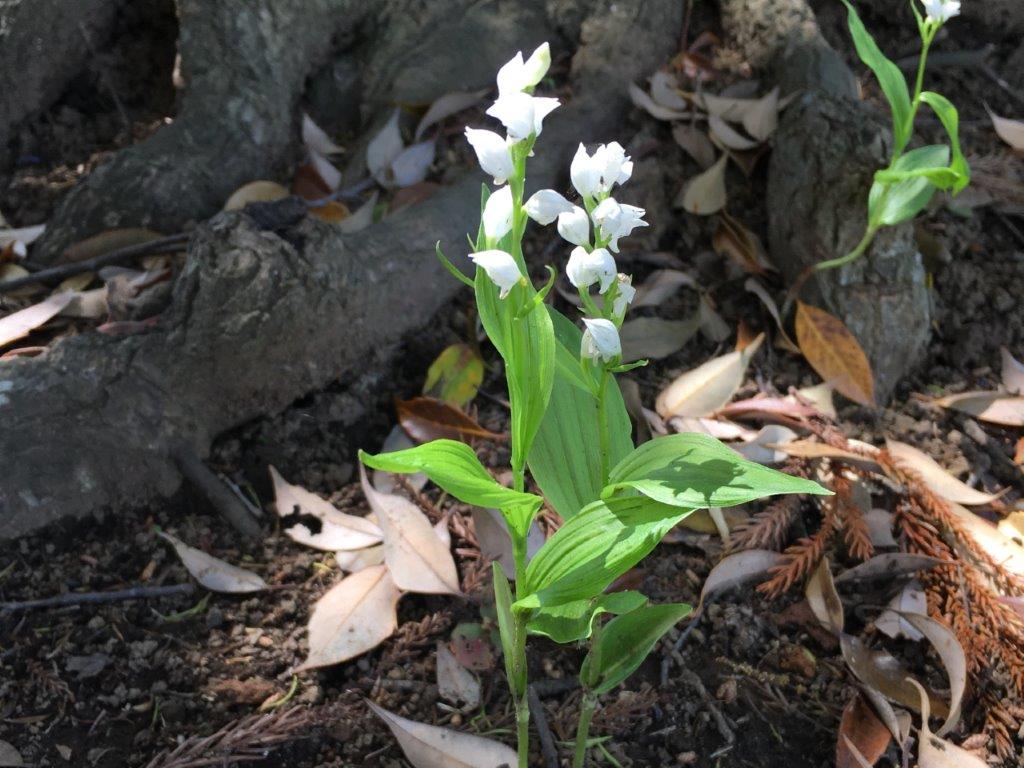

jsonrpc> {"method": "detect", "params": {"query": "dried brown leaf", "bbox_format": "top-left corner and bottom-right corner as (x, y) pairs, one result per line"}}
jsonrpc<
(795, 301), (875, 407)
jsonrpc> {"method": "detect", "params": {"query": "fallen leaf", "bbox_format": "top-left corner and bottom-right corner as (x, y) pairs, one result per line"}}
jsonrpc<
(733, 425), (797, 464)
(743, 277), (800, 353)
(884, 439), (1000, 505)
(367, 109), (405, 183)
(669, 416), (757, 441)
(296, 565), (401, 671)
(631, 268), (698, 309)
(620, 316), (699, 362)
(743, 86), (780, 141)
(901, 613), (966, 737)
(676, 153), (727, 215)
(865, 508), (897, 548)
(629, 82), (691, 121)
(424, 343), (484, 408)
(649, 70), (690, 111)
(334, 544), (385, 572)
(309, 150), (342, 190)
(672, 123), (716, 169)
(390, 181), (441, 213)
(339, 191), (379, 233)
(834, 553), (945, 584)
(713, 212), (771, 274)
(806, 557), (844, 634)
(775, 438), (879, 468)
(157, 531), (266, 593)
(792, 383), (837, 419)
(397, 396), (504, 444)
(795, 301), (875, 407)
(837, 694), (892, 768)
(697, 295), (730, 343)
(0, 740), (24, 767)
(931, 391), (1024, 427)
(986, 105), (1024, 152)
(292, 163), (333, 200)
(360, 467), (461, 595)
(876, 581), (927, 640)
(224, 181), (290, 211)
(694, 92), (760, 121)
(1002, 347), (1024, 394)
(907, 679), (987, 768)
(415, 90), (488, 140)
(61, 228), (163, 264)
(270, 466), (383, 551)
(302, 113), (343, 155)
(0, 264), (38, 298)
(708, 114), (760, 150)
(391, 140), (436, 188)
(0, 292), (74, 348)
(309, 201), (350, 223)
(717, 396), (819, 422)
(373, 425), (428, 493)
(451, 623), (495, 672)
(60, 287), (108, 319)
(946, 502), (1024, 576)
(655, 332), (764, 418)
(471, 508), (544, 578)
(701, 549), (784, 605)
(366, 700), (518, 768)
(840, 634), (948, 719)
(436, 642), (481, 708)
(0, 224), (45, 247)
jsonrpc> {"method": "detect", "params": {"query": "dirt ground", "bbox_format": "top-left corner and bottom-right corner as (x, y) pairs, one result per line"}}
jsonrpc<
(1, 1), (1023, 767)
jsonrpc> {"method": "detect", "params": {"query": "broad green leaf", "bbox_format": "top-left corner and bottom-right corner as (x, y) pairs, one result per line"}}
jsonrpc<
(516, 496), (693, 610)
(841, 0), (912, 151)
(528, 308), (633, 519)
(602, 433), (830, 509)
(528, 590), (648, 644)
(920, 91), (969, 195)
(492, 562), (523, 693)
(874, 166), (959, 187)
(581, 603), (693, 693)
(359, 441), (542, 538)
(869, 145), (949, 226)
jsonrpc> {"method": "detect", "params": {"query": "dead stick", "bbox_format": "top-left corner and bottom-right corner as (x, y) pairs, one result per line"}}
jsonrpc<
(0, 233), (190, 293)
(173, 445), (262, 539)
(528, 684), (560, 768)
(1, 583), (194, 613)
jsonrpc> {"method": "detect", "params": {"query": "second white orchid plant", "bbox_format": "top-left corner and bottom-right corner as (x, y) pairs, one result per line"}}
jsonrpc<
(361, 44), (829, 767)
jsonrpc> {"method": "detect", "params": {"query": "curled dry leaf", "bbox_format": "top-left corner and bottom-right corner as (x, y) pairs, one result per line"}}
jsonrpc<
(806, 557), (844, 634)
(397, 396), (504, 444)
(629, 81), (691, 121)
(694, 92), (760, 121)
(436, 642), (481, 709)
(415, 89), (488, 140)
(308, 148), (342, 191)
(875, 581), (927, 640)
(946, 502), (1024, 576)
(223, 181), (290, 211)
(367, 109), (404, 181)
(670, 416), (757, 441)
(717, 395), (819, 422)
(676, 153), (727, 215)
(708, 114), (760, 151)
(649, 70), (690, 111)
(791, 383), (837, 419)
(302, 113), (343, 155)
(931, 391), (1024, 427)
(0, 292), (74, 347)
(743, 277), (800, 353)
(733, 425), (797, 465)
(471, 508), (543, 578)
(1001, 347), (1024, 394)
(901, 613), (966, 737)
(906, 679), (987, 768)
(156, 531), (266, 594)
(672, 123), (716, 169)
(270, 466), (382, 551)
(834, 553), (945, 585)
(884, 439), (1000, 505)
(338, 191), (379, 234)
(713, 213), (772, 275)
(391, 140), (437, 188)
(775, 438), (879, 469)
(795, 301), (875, 407)
(840, 634), (949, 719)
(655, 332), (764, 418)
(632, 268), (698, 309)
(743, 86), (779, 141)
(296, 565), (401, 671)
(367, 700), (518, 768)
(697, 295), (730, 343)
(620, 316), (699, 362)
(700, 549), (784, 605)
(360, 467), (461, 595)
(837, 694), (892, 768)
(985, 105), (1024, 152)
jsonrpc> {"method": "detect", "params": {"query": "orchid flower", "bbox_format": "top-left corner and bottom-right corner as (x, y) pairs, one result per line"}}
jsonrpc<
(483, 185), (514, 241)
(570, 142), (633, 199)
(557, 206), (591, 247)
(524, 189), (574, 225)
(469, 249), (522, 298)
(486, 92), (560, 141)
(580, 318), (621, 361)
(921, 0), (960, 22)
(566, 246), (616, 293)
(612, 273), (635, 317)
(591, 198), (647, 253)
(465, 128), (515, 184)
(496, 43), (551, 96)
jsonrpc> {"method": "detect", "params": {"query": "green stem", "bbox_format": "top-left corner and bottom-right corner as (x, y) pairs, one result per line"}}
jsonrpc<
(510, 611), (530, 768)
(814, 224), (879, 272)
(572, 692), (597, 768)
(596, 370), (611, 484)
(516, 696), (531, 768)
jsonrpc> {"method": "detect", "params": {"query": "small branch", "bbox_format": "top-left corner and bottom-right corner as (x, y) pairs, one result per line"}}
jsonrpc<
(173, 445), (262, 539)
(1, 583), (194, 614)
(0, 233), (190, 294)
(527, 684), (559, 768)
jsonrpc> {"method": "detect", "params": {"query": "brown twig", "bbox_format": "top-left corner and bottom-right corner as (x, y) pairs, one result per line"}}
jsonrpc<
(1, 583), (194, 614)
(528, 684), (560, 768)
(0, 233), (190, 293)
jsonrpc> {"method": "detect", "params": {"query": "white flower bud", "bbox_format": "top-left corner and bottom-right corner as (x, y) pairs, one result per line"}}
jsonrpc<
(469, 249), (523, 299)
(581, 318), (621, 362)
(464, 128), (515, 184)
(557, 206), (591, 247)
(496, 43), (552, 96)
(613, 273), (636, 317)
(486, 93), (560, 141)
(524, 189), (574, 225)
(482, 185), (514, 241)
(570, 142), (633, 199)
(566, 246), (616, 293)
(922, 0), (959, 22)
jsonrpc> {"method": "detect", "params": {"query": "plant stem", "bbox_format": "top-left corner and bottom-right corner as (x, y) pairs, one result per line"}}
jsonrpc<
(572, 691), (597, 768)
(813, 224), (879, 272)
(596, 370), (611, 484)
(510, 611), (531, 768)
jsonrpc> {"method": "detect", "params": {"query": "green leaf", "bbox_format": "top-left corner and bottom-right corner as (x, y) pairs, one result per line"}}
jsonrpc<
(423, 343), (484, 408)
(581, 603), (693, 694)
(841, 0), (912, 152)
(869, 144), (950, 226)
(919, 91), (970, 195)
(516, 496), (693, 610)
(359, 441), (542, 538)
(528, 308), (633, 519)
(602, 433), (831, 509)
(492, 562), (522, 693)
(528, 590), (648, 644)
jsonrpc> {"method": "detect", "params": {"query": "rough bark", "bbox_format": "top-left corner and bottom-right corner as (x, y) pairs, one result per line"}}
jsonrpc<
(0, 0), (683, 539)
(721, 0), (930, 401)
(0, 0), (121, 161)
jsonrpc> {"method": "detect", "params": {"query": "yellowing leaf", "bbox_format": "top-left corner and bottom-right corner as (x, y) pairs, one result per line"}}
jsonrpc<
(795, 301), (875, 407)
(676, 153), (727, 215)
(296, 565), (401, 671)
(157, 531), (266, 594)
(270, 466), (383, 551)
(655, 332), (764, 418)
(366, 700), (518, 768)
(310, 201), (351, 223)
(423, 344), (484, 408)
(885, 439), (1000, 506)
(223, 181), (290, 211)
(360, 467), (461, 595)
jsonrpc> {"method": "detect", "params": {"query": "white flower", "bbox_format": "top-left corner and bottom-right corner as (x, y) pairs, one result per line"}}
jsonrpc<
(469, 249), (523, 298)
(581, 318), (621, 362)
(922, 0), (959, 22)
(557, 206), (591, 247)
(465, 128), (515, 184)
(613, 273), (636, 316)
(482, 185), (514, 241)
(496, 43), (551, 96)
(486, 92), (560, 141)
(524, 189), (574, 225)
(570, 142), (633, 199)
(566, 246), (616, 293)
(591, 197), (647, 253)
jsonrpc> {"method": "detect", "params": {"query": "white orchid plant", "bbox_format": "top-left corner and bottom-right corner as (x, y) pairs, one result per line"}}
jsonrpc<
(817, 0), (969, 270)
(360, 43), (829, 767)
